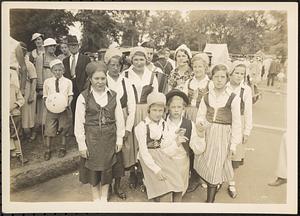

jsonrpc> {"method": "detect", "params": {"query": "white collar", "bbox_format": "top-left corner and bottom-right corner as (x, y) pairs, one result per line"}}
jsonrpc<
(166, 114), (183, 127)
(192, 75), (209, 83)
(144, 116), (165, 126)
(90, 86), (111, 95)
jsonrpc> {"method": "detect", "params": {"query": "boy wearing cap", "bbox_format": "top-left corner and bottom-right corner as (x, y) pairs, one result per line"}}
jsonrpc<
(162, 89), (206, 201)
(43, 59), (73, 160)
(35, 38), (58, 131)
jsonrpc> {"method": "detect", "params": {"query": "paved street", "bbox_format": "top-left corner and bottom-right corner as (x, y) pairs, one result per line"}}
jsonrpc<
(10, 89), (287, 204)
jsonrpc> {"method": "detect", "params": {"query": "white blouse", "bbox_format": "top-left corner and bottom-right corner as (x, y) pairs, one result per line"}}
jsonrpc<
(135, 117), (164, 174)
(183, 75), (211, 107)
(196, 87), (242, 151)
(121, 65), (158, 103)
(107, 74), (136, 132)
(227, 82), (253, 136)
(75, 87), (125, 152)
(161, 115), (206, 158)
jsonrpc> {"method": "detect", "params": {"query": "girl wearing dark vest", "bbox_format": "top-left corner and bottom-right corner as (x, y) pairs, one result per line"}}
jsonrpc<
(121, 46), (159, 191)
(105, 48), (136, 199)
(168, 44), (193, 91)
(226, 61), (253, 198)
(183, 53), (211, 192)
(163, 89), (206, 201)
(194, 64), (242, 203)
(74, 61), (125, 202)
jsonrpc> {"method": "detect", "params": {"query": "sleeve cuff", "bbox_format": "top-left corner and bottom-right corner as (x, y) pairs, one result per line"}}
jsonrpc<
(116, 137), (123, 146)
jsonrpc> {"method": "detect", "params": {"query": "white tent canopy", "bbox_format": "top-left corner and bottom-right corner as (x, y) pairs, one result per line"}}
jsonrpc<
(203, 43), (230, 66)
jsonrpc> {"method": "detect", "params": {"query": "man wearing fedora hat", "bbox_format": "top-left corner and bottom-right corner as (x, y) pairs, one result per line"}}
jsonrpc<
(63, 35), (90, 126)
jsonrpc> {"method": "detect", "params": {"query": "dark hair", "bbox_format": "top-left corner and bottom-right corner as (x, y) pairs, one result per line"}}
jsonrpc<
(166, 96), (187, 107)
(140, 41), (155, 49)
(175, 49), (191, 68)
(211, 64), (229, 79)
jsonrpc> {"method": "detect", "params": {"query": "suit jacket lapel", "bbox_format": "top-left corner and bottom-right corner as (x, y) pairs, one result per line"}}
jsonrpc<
(75, 54), (82, 75)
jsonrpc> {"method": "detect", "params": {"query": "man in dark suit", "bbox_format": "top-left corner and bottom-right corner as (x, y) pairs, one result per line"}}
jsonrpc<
(63, 35), (90, 126)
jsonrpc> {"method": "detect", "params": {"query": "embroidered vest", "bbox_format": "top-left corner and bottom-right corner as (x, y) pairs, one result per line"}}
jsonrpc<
(204, 93), (236, 125)
(81, 89), (117, 127)
(179, 117), (192, 154)
(240, 87), (245, 115)
(145, 121), (165, 149)
(187, 79), (210, 107)
(120, 78), (128, 109)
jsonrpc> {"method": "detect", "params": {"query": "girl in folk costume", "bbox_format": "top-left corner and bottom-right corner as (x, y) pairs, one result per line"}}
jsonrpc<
(140, 41), (168, 94)
(35, 38), (58, 130)
(194, 64), (242, 203)
(168, 44), (193, 91)
(183, 53), (212, 192)
(28, 33), (45, 65)
(163, 89), (206, 201)
(121, 46), (159, 190)
(226, 61), (253, 198)
(104, 47), (136, 200)
(184, 53), (211, 122)
(74, 62), (125, 202)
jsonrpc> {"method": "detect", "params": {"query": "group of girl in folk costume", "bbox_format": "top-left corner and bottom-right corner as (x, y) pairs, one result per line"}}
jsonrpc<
(135, 91), (205, 202)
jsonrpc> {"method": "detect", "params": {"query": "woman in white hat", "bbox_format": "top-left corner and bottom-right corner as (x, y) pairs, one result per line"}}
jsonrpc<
(121, 46), (159, 190)
(135, 92), (188, 202)
(28, 33), (45, 66)
(35, 38), (58, 129)
(168, 44), (193, 91)
(104, 47), (136, 199)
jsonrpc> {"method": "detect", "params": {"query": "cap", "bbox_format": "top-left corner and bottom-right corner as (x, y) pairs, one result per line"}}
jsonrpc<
(129, 46), (147, 61)
(147, 92), (166, 107)
(166, 89), (189, 105)
(31, 33), (43, 41)
(67, 35), (79, 45)
(49, 59), (63, 68)
(43, 38), (57, 47)
(175, 44), (192, 59)
(104, 48), (123, 64)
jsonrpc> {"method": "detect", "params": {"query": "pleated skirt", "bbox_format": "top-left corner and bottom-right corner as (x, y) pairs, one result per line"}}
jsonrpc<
(139, 149), (186, 200)
(194, 123), (234, 185)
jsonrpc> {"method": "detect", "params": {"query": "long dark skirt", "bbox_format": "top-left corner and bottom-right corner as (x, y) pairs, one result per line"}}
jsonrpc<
(79, 157), (113, 186)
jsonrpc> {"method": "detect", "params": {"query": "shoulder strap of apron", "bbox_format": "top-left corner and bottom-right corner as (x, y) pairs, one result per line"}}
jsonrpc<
(187, 78), (193, 90)
(240, 87), (245, 100)
(149, 71), (155, 86)
(203, 93), (209, 107)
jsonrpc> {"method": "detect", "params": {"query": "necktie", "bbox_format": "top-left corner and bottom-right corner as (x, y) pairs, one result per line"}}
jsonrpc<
(71, 55), (76, 78)
(55, 78), (59, 93)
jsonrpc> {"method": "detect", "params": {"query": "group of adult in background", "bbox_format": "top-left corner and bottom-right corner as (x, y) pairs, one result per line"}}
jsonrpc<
(10, 33), (286, 203)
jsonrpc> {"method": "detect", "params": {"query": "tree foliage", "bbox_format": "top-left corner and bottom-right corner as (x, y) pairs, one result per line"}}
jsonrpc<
(10, 9), (75, 51)
(10, 9), (287, 56)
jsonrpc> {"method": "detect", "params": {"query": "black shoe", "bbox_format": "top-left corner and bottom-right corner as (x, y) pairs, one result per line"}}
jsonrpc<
(17, 155), (29, 164)
(114, 184), (127, 200)
(58, 148), (66, 158)
(129, 172), (137, 189)
(44, 151), (51, 161)
(186, 179), (201, 193)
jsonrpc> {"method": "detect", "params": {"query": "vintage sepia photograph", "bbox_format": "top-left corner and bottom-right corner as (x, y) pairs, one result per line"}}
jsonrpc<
(2, 1), (298, 214)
